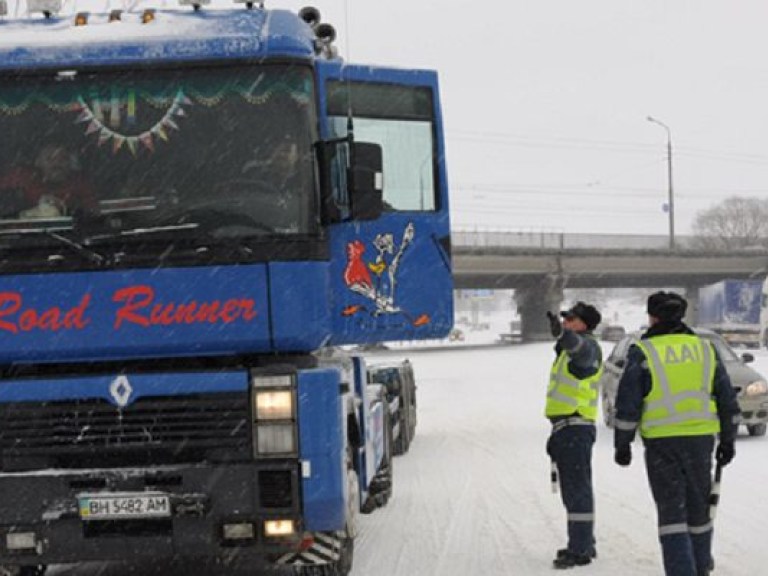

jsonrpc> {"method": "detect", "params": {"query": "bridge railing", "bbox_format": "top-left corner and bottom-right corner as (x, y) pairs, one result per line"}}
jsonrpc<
(452, 230), (699, 250)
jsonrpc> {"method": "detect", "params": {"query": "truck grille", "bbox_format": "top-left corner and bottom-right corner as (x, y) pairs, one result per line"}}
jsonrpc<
(258, 470), (293, 508)
(0, 393), (251, 472)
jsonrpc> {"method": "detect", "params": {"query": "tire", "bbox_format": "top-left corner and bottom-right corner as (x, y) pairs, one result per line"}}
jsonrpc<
(748, 423), (767, 437)
(378, 408), (394, 506)
(361, 406), (394, 513)
(392, 409), (410, 456)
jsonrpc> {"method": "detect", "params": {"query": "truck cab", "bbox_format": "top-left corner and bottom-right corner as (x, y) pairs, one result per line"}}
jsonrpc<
(0, 4), (453, 574)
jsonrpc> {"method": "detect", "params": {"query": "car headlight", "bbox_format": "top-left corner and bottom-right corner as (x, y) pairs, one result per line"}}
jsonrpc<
(745, 380), (768, 396)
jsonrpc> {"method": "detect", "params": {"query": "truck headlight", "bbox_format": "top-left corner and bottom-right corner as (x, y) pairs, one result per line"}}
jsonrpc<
(252, 373), (297, 457)
(257, 423), (297, 454)
(256, 390), (294, 420)
(746, 380), (768, 396)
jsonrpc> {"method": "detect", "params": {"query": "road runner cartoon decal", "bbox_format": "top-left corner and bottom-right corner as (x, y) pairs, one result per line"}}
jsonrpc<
(342, 223), (429, 326)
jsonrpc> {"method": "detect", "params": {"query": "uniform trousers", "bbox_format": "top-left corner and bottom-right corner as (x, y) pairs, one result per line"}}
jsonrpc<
(644, 435), (715, 576)
(549, 423), (596, 555)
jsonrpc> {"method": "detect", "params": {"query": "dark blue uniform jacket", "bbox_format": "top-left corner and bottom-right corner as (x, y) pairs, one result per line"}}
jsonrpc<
(614, 320), (741, 451)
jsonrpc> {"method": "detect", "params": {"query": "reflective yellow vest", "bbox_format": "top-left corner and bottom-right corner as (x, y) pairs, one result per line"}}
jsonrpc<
(545, 343), (602, 421)
(637, 334), (720, 439)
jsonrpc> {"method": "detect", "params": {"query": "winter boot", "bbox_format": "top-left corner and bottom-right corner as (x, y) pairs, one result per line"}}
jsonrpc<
(553, 550), (592, 569)
(556, 548), (597, 560)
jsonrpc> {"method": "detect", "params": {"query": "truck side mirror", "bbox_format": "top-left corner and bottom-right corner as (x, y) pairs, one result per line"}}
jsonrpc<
(316, 140), (384, 223)
(349, 142), (383, 221)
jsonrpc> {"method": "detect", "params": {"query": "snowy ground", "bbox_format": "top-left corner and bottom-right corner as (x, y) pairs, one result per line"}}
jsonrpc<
(52, 341), (768, 575)
(349, 344), (768, 576)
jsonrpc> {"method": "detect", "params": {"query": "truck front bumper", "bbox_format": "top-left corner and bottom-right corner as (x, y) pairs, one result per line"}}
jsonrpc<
(0, 462), (303, 567)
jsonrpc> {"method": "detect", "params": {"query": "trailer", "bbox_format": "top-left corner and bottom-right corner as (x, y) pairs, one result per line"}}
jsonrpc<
(698, 279), (761, 348)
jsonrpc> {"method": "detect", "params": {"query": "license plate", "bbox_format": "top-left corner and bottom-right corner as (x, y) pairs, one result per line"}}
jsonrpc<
(78, 493), (171, 521)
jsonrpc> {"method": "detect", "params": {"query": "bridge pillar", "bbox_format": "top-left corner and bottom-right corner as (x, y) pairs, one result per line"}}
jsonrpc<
(515, 277), (565, 341)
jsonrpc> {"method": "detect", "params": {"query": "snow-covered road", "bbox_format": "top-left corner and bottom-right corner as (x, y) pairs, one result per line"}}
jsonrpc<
(352, 344), (768, 576)
(52, 343), (768, 575)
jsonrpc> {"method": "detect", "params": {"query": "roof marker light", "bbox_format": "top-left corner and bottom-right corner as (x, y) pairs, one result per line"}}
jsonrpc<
(28, 0), (62, 18)
(298, 6), (321, 28)
(179, 0), (210, 10)
(74, 11), (88, 26)
(0, 0), (7, 17)
(234, 0), (264, 9)
(141, 8), (156, 23)
(109, 9), (122, 22)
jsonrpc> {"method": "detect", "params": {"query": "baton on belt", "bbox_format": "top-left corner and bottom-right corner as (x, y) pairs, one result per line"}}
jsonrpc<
(551, 461), (559, 494)
(709, 462), (723, 520)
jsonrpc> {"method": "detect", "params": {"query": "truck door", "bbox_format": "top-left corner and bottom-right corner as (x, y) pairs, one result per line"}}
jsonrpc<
(319, 65), (454, 345)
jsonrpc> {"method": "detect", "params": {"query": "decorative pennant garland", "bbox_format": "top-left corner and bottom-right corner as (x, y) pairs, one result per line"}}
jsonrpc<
(74, 89), (190, 156)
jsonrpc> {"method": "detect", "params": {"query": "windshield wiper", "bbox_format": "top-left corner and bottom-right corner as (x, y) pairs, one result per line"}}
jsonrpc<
(0, 225), (107, 266)
(44, 230), (107, 265)
(83, 223), (200, 244)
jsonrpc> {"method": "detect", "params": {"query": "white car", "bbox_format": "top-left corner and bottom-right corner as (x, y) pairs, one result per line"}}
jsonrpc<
(599, 328), (768, 436)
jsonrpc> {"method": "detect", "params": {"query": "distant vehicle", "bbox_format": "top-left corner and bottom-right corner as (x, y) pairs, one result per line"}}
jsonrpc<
(448, 328), (465, 342)
(759, 277), (768, 349)
(368, 360), (418, 455)
(700, 279), (761, 348)
(599, 328), (768, 436)
(498, 318), (523, 344)
(599, 324), (626, 342)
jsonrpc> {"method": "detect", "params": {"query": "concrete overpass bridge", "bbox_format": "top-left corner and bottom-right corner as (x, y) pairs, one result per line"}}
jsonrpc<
(451, 230), (768, 340)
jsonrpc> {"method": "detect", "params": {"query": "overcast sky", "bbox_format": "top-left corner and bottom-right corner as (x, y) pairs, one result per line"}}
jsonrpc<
(8, 0), (768, 236)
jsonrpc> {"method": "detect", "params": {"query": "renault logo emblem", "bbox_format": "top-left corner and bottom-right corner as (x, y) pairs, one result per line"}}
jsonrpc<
(109, 375), (133, 407)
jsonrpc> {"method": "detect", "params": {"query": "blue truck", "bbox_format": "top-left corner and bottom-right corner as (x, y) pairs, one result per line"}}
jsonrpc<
(698, 279), (761, 348)
(0, 3), (453, 574)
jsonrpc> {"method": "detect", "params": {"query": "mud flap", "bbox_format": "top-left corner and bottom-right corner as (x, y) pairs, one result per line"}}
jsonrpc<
(275, 531), (346, 567)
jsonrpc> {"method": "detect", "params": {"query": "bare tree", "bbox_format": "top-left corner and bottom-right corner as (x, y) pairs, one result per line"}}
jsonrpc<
(692, 196), (768, 249)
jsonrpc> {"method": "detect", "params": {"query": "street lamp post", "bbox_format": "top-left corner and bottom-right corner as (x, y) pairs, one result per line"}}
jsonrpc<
(647, 116), (675, 250)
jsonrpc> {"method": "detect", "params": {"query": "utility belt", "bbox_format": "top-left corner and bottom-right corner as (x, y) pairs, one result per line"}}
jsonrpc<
(551, 415), (595, 434)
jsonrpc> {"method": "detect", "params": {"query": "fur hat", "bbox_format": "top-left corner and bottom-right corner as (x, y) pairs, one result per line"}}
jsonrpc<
(560, 301), (602, 331)
(647, 291), (687, 321)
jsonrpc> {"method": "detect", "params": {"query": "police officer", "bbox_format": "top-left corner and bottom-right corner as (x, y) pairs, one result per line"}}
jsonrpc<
(545, 301), (603, 569)
(613, 291), (740, 576)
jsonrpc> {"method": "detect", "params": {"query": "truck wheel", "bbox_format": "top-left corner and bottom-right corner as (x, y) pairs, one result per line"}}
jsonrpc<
(361, 407), (394, 513)
(748, 423), (767, 437)
(377, 407), (394, 507)
(393, 411), (410, 456)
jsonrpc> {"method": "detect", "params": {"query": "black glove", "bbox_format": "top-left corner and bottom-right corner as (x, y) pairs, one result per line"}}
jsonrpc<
(614, 445), (632, 467)
(546, 436), (554, 458)
(716, 441), (735, 467)
(546, 311), (562, 338)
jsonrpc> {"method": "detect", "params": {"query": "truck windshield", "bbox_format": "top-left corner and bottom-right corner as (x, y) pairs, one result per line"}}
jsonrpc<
(0, 64), (318, 255)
